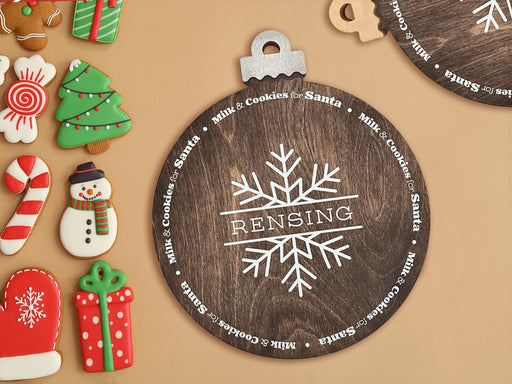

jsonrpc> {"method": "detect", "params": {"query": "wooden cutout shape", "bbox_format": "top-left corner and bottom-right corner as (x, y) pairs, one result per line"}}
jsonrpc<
(153, 31), (430, 357)
(329, 0), (384, 42)
(330, 0), (512, 107)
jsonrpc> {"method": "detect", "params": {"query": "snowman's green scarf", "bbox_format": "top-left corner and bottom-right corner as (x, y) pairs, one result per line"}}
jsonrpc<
(69, 199), (112, 235)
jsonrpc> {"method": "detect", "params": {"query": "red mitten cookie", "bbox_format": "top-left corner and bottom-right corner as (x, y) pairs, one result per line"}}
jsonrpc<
(0, 268), (62, 380)
(0, 2), (62, 51)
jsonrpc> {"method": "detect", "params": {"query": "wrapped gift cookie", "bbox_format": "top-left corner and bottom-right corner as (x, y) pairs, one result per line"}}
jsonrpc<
(73, 0), (125, 43)
(74, 260), (133, 372)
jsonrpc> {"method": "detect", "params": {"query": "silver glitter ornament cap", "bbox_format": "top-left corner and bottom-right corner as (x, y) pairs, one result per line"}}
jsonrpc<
(240, 30), (307, 83)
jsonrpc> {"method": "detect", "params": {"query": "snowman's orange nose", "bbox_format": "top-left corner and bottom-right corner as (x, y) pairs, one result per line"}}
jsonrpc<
(87, 189), (94, 196)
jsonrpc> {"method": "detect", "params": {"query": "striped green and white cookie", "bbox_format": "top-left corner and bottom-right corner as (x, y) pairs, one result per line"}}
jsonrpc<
(72, 0), (124, 44)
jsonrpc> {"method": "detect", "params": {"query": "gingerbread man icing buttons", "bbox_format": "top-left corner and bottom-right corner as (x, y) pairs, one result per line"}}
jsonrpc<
(0, 268), (62, 381)
(0, 55), (56, 144)
(60, 162), (118, 258)
(0, 1), (62, 51)
(0, 56), (9, 86)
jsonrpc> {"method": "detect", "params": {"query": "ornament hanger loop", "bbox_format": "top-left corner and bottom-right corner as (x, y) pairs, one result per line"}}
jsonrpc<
(250, 30), (292, 57)
(240, 30), (306, 83)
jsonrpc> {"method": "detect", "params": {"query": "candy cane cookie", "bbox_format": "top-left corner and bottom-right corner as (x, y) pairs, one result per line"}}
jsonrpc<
(0, 156), (51, 255)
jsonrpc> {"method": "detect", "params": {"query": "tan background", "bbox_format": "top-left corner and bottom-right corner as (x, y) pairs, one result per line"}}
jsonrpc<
(0, 0), (510, 383)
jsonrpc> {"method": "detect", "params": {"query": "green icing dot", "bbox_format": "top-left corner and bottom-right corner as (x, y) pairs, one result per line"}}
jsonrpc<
(22, 6), (32, 16)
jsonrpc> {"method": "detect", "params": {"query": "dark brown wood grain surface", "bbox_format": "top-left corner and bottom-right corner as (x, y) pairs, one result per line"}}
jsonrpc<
(376, 0), (512, 107)
(152, 76), (430, 358)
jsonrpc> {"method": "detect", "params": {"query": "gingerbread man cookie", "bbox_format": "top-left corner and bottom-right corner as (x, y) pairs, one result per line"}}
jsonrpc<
(0, 1), (62, 51)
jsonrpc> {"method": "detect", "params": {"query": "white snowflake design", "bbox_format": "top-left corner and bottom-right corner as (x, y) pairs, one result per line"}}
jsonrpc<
(473, 0), (512, 33)
(15, 287), (46, 328)
(229, 144), (356, 297)
(232, 144), (341, 208)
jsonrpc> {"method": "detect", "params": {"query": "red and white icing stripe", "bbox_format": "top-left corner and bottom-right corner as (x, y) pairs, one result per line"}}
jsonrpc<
(6, 80), (48, 117)
(0, 156), (50, 255)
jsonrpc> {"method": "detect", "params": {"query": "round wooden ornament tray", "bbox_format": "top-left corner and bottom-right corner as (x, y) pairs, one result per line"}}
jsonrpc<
(152, 31), (430, 358)
(330, 0), (512, 107)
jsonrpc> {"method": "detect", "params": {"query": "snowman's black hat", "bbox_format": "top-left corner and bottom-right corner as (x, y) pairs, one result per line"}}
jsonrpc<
(69, 162), (105, 184)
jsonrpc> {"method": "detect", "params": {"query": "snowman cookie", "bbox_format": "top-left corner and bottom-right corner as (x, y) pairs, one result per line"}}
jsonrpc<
(60, 162), (117, 258)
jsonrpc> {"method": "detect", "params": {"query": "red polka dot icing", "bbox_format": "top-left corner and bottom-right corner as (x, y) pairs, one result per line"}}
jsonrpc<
(74, 288), (133, 372)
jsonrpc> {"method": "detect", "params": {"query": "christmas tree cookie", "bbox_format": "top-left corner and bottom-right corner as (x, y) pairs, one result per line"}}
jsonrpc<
(56, 59), (132, 154)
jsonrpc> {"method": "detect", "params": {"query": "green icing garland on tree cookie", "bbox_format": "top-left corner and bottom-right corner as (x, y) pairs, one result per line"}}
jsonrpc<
(56, 59), (132, 153)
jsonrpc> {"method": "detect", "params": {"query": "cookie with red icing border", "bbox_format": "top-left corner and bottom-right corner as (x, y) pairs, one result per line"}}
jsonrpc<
(0, 155), (51, 256)
(0, 1), (62, 51)
(74, 260), (134, 372)
(0, 268), (62, 381)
